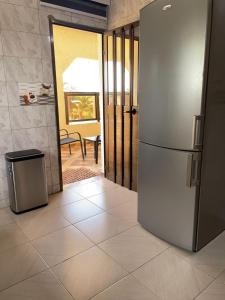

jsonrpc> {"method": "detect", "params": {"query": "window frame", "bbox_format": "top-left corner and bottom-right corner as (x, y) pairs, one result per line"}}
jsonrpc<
(64, 92), (100, 124)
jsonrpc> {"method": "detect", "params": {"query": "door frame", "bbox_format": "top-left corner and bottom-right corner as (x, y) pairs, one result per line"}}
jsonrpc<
(49, 16), (106, 191)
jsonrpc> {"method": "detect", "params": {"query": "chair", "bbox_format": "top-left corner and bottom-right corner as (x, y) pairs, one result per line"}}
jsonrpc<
(83, 135), (101, 164)
(60, 129), (84, 159)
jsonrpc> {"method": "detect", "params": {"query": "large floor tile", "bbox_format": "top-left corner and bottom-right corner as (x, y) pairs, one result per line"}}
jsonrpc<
(99, 225), (169, 272)
(114, 185), (138, 202)
(52, 246), (127, 300)
(65, 176), (101, 189)
(32, 225), (93, 267)
(74, 181), (115, 198)
(0, 243), (47, 291)
(0, 223), (28, 253)
(171, 231), (225, 278)
(87, 188), (136, 210)
(48, 189), (85, 209)
(108, 199), (138, 225)
(0, 270), (73, 300)
(75, 212), (134, 244)
(61, 200), (103, 223)
(133, 248), (214, 300)
(196, 270), (225, 300)
(0, 208), (15, 226)
(94, 177), (119, 189)
(92, 275), (159, 300)
(15, 208), (70, 240)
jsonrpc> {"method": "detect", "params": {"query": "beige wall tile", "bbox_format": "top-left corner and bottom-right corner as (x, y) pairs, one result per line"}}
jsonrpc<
(0, 3), (39, 33)
(4, 57), (43, 82)
(0, 130), (12, 154)
(0, 107), (10, 130)
(6, 81), (19, 106)
(0, 58), (5, 81)
(2, 31), (42, 58)
(9, 106), (47, 129)
(108, 0), (155, 29)
(12, 127), (49, 150)
(0, 82), (8, 106)
(0, 0), (38, 8)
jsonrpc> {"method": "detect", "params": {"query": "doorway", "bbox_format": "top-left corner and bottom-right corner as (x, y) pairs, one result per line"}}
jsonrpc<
(50, 19), (105, 188)
(104, 23), (139, 191)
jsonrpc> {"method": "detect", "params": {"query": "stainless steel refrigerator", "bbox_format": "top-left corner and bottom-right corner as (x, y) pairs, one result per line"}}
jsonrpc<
(138, 0), (225, 251)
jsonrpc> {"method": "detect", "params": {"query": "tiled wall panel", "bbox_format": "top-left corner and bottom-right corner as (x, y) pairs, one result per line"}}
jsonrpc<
(0, 0), (107, 207)
(107, 0), (155, 29)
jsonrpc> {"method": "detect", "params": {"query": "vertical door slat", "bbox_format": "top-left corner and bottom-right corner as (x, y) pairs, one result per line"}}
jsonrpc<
(107, 35), (115, 181)
(103, 35), (109, 178)
(129, 25), (135, 190)
(116, 30), (122, 185)
(123, 27), (132, 188)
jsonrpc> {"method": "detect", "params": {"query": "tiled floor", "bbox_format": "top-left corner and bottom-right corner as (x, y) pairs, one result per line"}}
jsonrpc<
(0, 176), (225, 299)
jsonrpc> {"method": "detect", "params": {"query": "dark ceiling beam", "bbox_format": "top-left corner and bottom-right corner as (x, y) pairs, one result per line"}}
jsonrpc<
(41, 0), (107, 17)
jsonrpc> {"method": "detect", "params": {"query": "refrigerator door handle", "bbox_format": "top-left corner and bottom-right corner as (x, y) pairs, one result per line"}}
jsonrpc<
(186, 153), (201, 188)
(192, 115), (204, 150)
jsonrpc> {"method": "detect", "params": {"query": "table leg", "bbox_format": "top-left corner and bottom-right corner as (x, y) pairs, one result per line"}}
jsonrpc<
(96, 142), (99, 164)
(94, 141), (96, 162)
(84, 139), (87, 156)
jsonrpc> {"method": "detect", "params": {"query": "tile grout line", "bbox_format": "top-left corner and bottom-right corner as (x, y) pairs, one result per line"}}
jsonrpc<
(2, 179), (224, 299)
(48, 268), (77, 300)
(0, 229), (138, 299)
(0, 242), (51, 294)
(193, 267), (225, 299)
(15, 214), (72, 242)
(85, 243), (166, 300)
(22, 218), (137, 298)
(89, 272), (161, 300)
(13, 196), (107, 242)
(98, 237), (171, 276)
(0, 266), (75, 300)
(74, 219), (138, 246)
(0, 268), (47, 295)
(29, 225), (97, 268)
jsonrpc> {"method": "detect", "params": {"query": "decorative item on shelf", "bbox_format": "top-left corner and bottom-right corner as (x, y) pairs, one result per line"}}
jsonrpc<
(22, 95), (30, 105)
(41, 83), (51, 97)
(29, 92), (37, 104)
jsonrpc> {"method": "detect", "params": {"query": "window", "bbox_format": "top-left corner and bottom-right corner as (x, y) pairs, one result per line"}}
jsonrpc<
(65, 92), (100, 123)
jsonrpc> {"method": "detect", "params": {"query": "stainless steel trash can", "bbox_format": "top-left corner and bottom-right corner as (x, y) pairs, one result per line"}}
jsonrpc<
(5, 149), (48, 214)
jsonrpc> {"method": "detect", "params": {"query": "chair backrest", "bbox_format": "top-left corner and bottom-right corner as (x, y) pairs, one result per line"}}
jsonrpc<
(60, 129), (69, 138)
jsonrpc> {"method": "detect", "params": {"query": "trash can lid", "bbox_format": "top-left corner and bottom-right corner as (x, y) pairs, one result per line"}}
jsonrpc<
(5, 149), (44, 162)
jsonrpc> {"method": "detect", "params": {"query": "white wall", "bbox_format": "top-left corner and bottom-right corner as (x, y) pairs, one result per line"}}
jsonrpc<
(0, 0), (106, 208)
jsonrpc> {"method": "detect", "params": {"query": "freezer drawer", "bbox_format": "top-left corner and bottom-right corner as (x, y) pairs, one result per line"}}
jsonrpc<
(138, 142), (201, 251)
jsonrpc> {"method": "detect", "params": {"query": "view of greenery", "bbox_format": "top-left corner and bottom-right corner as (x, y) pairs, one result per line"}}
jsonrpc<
(68, 95), (97, 121)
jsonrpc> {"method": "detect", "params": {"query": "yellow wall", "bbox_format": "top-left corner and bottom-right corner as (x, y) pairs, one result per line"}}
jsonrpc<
(53, 25), (101, 137)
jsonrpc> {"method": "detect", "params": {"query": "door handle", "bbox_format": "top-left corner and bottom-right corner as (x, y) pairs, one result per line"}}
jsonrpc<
(124, 108), (137, 115)
(186, 153), (201, 188)
(192, 115), (204, 150)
